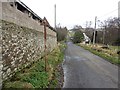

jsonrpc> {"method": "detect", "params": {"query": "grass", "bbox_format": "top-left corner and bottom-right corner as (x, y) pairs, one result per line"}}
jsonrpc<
(109, 46), (119, 52)
(2, 42), (66, 88)
(3, 81), (34, 88)
(47, 41), (66, 88)
(78, 43), (120, 65)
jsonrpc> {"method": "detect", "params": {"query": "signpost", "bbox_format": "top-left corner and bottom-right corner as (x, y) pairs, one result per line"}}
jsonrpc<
(43, 19), (47, 71)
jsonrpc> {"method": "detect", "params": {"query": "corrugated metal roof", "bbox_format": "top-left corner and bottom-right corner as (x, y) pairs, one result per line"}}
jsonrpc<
(14, 0), (55, 31)
(15, 0), (42, 21)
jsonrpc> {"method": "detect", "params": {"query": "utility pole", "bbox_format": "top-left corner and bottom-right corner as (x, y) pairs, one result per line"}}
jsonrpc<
(93, 16), (97, 44)
(103, 27), (105, 44)
(54, 4), (56, 30)
(103, 20), (107, 45)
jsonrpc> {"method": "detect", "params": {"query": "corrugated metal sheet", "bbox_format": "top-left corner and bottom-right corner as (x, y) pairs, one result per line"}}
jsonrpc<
(16, 0), (42, 21)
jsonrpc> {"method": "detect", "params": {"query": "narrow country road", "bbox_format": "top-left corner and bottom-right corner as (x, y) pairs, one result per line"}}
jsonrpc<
(62, 42), (118, 88)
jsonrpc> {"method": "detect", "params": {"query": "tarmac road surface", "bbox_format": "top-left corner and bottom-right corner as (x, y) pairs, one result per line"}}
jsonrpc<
(62, 42), (118, 88)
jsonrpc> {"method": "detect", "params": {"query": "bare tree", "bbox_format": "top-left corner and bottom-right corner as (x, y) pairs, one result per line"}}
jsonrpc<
(85, 21), (92, 28)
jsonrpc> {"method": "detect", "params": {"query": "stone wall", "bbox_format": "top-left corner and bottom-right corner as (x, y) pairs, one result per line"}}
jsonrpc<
(0, 1), (57, 84)
(0, 1), (3, 89)
(1, 20), (57, 80)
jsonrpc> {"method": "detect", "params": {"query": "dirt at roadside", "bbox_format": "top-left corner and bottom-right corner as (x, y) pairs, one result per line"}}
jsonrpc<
(55, 64), (64, 88)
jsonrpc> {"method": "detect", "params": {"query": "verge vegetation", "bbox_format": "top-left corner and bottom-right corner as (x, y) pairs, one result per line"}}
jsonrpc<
(2, 42), (66, 88)
(78, 43), (120, 65)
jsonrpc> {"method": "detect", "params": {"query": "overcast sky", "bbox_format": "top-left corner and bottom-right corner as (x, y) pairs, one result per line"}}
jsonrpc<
(20, 0), (119, 29)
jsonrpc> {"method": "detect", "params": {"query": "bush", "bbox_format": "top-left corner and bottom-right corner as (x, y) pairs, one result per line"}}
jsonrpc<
(73, 31), (84, 43)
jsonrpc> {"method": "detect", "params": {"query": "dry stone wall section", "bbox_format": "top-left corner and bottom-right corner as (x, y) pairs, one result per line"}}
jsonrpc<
(2, 20), (57, 80)
(0, 1), (57, 83)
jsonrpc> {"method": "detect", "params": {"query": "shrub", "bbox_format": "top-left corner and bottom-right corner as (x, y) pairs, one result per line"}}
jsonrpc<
(73, 31), (84, 43)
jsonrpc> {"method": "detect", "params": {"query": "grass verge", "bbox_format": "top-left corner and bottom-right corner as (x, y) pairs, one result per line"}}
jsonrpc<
(2, 42), (66, 88)
(78, 43), (120, 65)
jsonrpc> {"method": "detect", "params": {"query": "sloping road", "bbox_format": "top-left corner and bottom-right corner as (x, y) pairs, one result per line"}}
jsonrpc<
(62, 42), (118, 88)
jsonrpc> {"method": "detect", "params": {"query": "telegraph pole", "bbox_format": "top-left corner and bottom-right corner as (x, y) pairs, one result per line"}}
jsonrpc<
(103, 20), (107, 45)
(103, 27), (105, 44)
(93, 16), (97, 44)
(54, 4), (56, 30)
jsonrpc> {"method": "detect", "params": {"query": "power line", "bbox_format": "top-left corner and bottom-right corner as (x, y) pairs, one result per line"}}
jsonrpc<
(98, 7), (120, 19)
